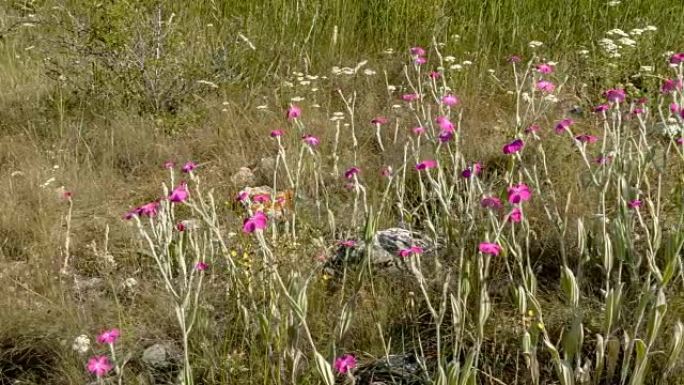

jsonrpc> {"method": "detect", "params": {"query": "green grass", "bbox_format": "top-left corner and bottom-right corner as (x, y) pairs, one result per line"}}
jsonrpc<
(2, 0), (684, 384)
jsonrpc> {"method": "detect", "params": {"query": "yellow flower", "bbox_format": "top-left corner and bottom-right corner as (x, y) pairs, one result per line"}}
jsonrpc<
(322, 274), (330, 281)
(537, 322), (544, 330)
(230, 250), (238, 257)
(527, 309), (535, 317)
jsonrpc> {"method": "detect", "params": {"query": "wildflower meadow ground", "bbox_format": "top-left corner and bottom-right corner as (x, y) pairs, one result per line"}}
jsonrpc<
(3, 1), (684, 384)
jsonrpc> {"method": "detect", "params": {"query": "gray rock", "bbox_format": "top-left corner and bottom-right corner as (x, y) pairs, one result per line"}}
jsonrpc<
(231, 167), (256, 187)
(355, 353), (427, 385)
(141, 343), (179, 370)
(326, 228), (435, 273)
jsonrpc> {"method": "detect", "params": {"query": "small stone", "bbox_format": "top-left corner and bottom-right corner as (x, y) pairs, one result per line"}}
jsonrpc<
(231, 167), (256, 187)
(142, 343), (178, 369)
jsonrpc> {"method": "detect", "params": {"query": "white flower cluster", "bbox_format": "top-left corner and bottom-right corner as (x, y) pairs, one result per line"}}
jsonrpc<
(331, 60), (376, 76)
(599, 26), (657, 58)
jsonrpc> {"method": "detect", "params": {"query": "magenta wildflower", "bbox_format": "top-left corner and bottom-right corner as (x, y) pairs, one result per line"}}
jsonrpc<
(176, 222), (186, 232)
(461, 163), (482, 178)
(87, 356), (113, 377)
(661, 79), (683, 94)
(286, 105), (301, 120)
(415, 160), (437, 170)
(678, 138), (684, 145)
(595, 155), (612, 165)
(169, 182), (189, 203)
(669, 52), (684, 65)
(575, 134), (598, 144)
(344, 166), (360, 179)
(236, 191), (249, 202)
(428, 71), (441, 79)
(536, 80), (556, 93)
(478, 242), (502, 256)
(554, 118), (574, 134)
(380, 165), (392, 177)
(195, 262), (209, 271)
(507, 183), (532, 204)
(435, 116), (455, 131)
(536, 63), (554, 74)
(636, 97), (648, 105)
(398, 246), (424, 258)
(302, 134), (320, 147)
(252, 194), (271, 203)
(441, 94), (460, 107)
(242, 211), (268, 233)
(627, 199), (642, 209)
(480, 196), (503, 210)
(508, 55), (522, 63)
(96, 328), (120, 345)
(334, 354), (357, 374)
(410, 46), (426, 56)
(525, 124), (540, 134)
(412, 126), (426, 135)
(137, 201), (160, 217)
(604, 88), (626, 103)
(631, 107), (644, 116)
(182, 161), (197, 173)
(438, 130), (454, 143)
(163, 160), (176, 169)
(594, 104), (610, 113)
(670, 103), (681, 114)
(507, 207), (523, 223)
(401, 93), (419, 102)
(339, 239), (357, 248)
(414, 56), (427, 65)
(502, 138), (524, 154)
(270, 129), (285, 138)
(371, 116), (389, 125)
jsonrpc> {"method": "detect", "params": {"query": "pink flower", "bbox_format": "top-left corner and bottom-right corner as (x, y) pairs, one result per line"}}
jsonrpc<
(631, 107), (644, 116)
(480, 196), (503, 210)
(195, 262), (209, 271)
(339, 239), (357, 248)
(415, 160), (437, 170)
(503, 138), (524, 154)
(595, 155), (612, 165)
(636, 97), (648, 105)
(603, 89), (626, 103)
(270, 129), (284, 138)
(670, 103), (681, 114)
(401, 93), (419, 102)
(594, 104), (610, 113)
(97, 328), (120, 345)
(169, 182), (189, 203)
(461, 163), (482, 178)
(429, 71), (442, 79)
(661, 79), (683, 94)
(536, 63), (554, 74)
(438, 130), (454, 143)
(87, 356), (113, 377)
(344, 167), (360, 179)
(242, 211), (268, 233)
(286, 105), (301, 120)
(414, 56), (427, 65)
(554, 118), (574, 134)
(678, 138), (684, 145)
(176, 222), (186, 232)
(371, 116), (389, 125)
(435, 116), (455, 131)
(507, 207), (523, 223)
(669, 52), (684, 65)
(163, 160), (176, 169)
(182, 161), (197, 173)
(252, 194), (271, 203)
(137, 201), (160, 217)
(536, 80), (555, 93)
(380, 166), (392, 177)
(412, 126), (426, 135)
(575, 134), (598, 144)
(398, 246), (424, 258)
(334, 354), (357, 374)
(236, 191), (249, 202)
(441, 94), (459, 107)
(627, 199), (642, 209)
(410, 46), (426, 56)
(508, 55), (522, 63)
(478, 242), (502, 256)
(525, 124), (540, 134)
(302, 134), (320, 147)
(507, 183), (532, 204)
